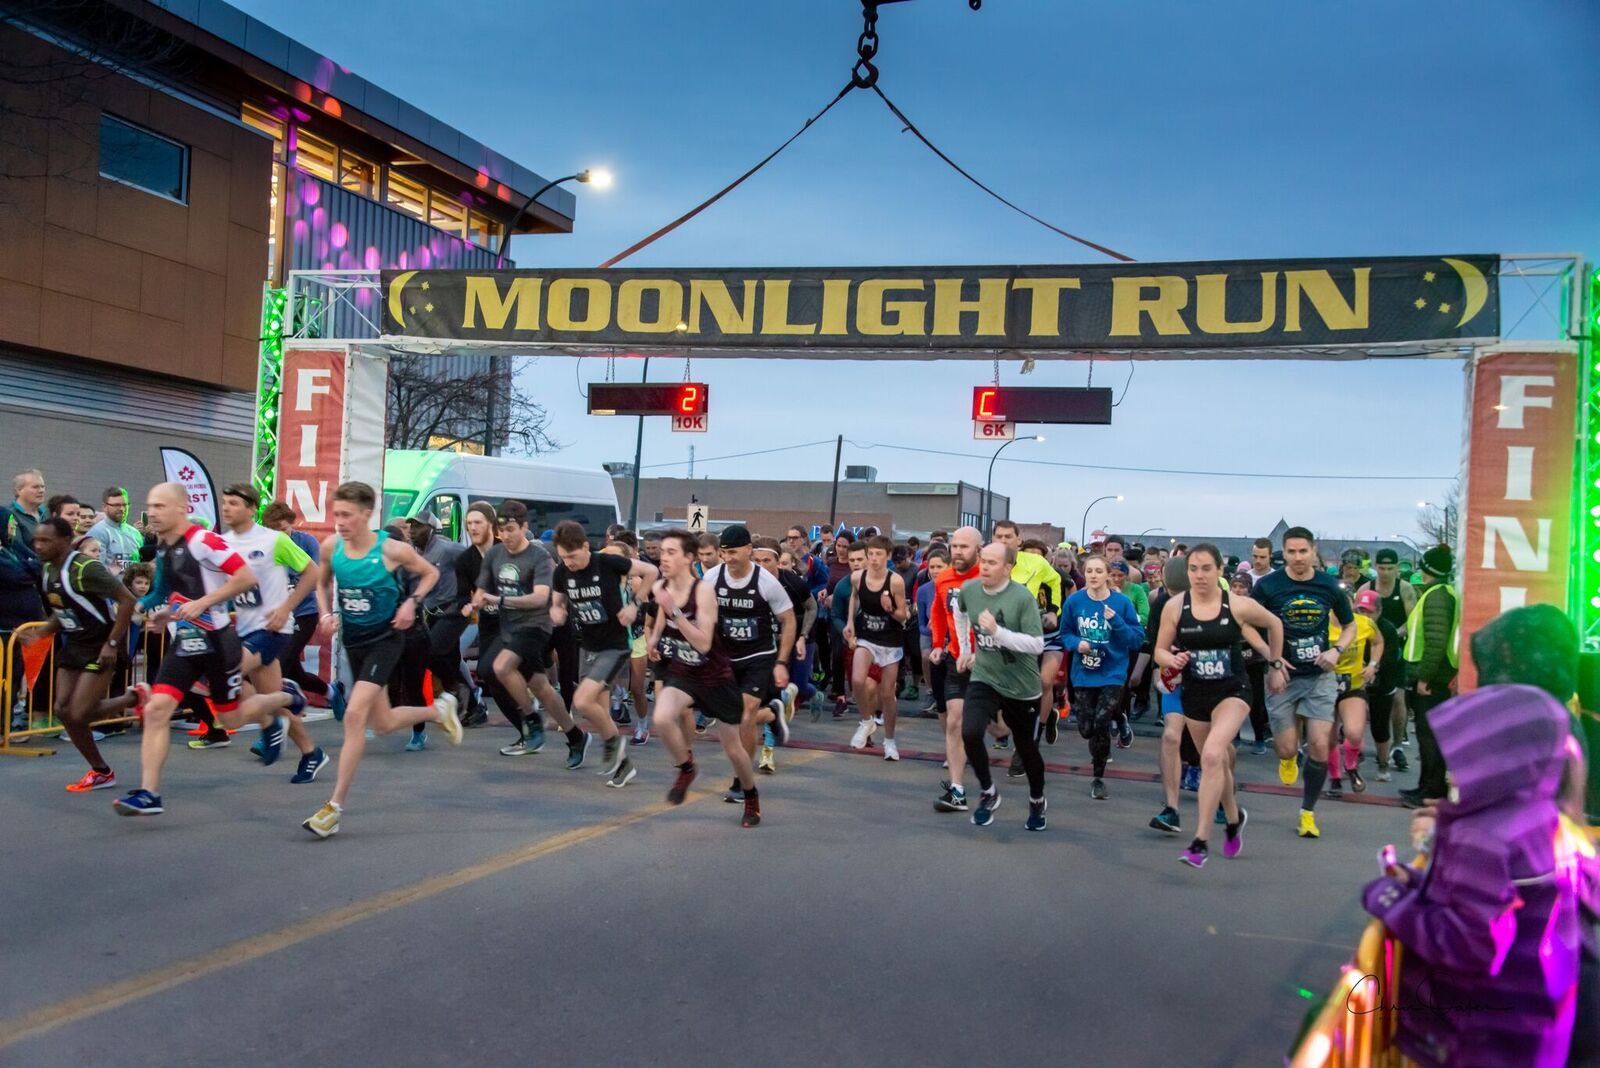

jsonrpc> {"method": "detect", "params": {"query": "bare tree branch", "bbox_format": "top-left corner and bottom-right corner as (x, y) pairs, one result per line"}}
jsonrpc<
(1416, 478), (1461, 550)
(386, 354), (562, 457)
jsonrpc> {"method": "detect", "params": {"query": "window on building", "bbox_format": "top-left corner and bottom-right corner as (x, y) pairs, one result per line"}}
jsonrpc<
(339, 150), (379, 200)
(468, 211), (504, 251)
(242, 105), (287, 154)
(386, 171), (427, 222)
(428, 193), (466, 239)
(293, 129), (336, 182)
(99, 114), (188, 203)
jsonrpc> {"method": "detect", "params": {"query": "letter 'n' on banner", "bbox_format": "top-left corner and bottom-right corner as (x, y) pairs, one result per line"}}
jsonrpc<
(1457, 343), (1579, 690)
(274, 346), (390, 542)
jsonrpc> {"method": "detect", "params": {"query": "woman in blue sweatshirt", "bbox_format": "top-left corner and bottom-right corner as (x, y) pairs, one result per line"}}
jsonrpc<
(1060, 555), (1144, 800)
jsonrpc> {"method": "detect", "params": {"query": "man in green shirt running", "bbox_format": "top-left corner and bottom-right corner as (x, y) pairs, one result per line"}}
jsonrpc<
(955, 541), (1047, 832)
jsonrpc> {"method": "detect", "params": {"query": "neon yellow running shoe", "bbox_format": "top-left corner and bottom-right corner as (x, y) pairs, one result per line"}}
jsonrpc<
(1278, 757), (1299, 786)
(1298, 810), (1320, 839)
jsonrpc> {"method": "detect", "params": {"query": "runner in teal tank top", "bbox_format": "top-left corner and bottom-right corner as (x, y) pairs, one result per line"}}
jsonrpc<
(302, 482), (463, 840)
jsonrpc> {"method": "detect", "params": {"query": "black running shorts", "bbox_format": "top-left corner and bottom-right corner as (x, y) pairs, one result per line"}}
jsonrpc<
(345, 631), (404, 688)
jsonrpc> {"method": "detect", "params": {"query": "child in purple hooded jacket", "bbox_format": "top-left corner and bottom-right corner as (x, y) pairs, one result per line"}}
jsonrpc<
(1362, 605), (1592, 1067)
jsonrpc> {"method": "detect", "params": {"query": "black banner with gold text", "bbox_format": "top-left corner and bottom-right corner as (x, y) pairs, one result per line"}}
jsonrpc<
(380, 255), (1498, 353)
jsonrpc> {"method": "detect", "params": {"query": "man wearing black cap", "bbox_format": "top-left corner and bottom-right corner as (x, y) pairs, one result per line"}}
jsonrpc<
(1398, 544), (1458, 808)
(1359, 546), (1418, 764)
(702, 524), (795, 800)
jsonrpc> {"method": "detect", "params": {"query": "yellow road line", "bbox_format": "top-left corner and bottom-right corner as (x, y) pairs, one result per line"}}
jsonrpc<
(0, 751), (823, 1052)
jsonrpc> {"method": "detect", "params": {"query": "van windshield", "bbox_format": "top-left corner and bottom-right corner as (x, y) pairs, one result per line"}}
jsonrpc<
(381, 490), (417, 524)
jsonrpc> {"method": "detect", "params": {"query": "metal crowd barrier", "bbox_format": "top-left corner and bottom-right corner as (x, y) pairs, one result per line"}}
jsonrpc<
(1287, 919), (1413, 1067)
(0, 622), (166, 757)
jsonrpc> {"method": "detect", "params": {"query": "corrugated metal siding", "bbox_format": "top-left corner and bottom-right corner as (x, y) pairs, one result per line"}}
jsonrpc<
(286, 171), (501, 340)
(0, 348), (255, 442)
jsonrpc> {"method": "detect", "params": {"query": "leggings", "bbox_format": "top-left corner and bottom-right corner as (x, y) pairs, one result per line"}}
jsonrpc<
(282, 612), (329, 696)
(962, 681), (1045, 797)
(1246, 660), (1270, 743)
(426, 611), (469, 697)
(551, 623), (580, 711)
(1073, 684), (1123, 777)
(1368, 690), (1394, 744)
(929, 655), (948, 718)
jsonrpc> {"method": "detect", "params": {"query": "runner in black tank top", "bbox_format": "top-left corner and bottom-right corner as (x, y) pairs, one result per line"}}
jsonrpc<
(1153, 545), (1285, 870)
(853, 570), (904, 648)
(844, 535), (910, 761)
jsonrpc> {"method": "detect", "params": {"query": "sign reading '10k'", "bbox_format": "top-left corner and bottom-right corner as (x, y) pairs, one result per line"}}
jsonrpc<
(381, 255), (1498, 353)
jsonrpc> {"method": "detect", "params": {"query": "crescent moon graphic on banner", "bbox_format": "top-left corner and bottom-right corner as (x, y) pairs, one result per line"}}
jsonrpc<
(387, 270), (417, 328)
(1442, 258), (1487, 329)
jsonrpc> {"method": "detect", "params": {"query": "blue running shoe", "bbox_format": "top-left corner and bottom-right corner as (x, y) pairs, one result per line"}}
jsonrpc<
(281, 678), (307, 717)
(525, 723), (546, 753)
(291, 747), (329, 784)
(1149, 806), (1181, 834)
(250, 737), (266, 760)
(971, 788), (1000, 827)
(405, 728), (427, 752)
(1180, 764), (1201, 792)
(260, 716), (287, 766)
(113, 789), (163, 816)
(330, 681), (347, 722)
(1025, 798), (1048, 832)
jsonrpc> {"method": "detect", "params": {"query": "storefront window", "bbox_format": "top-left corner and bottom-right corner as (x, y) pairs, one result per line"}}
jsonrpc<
(386, 172), (427, 222)
(293, 129), (336, 183)
(429, 193), (466, 239)
(339, 151), (379, 199)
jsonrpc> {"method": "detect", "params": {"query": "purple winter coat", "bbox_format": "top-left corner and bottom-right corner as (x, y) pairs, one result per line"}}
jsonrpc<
(1362, 684), (1584, 1066)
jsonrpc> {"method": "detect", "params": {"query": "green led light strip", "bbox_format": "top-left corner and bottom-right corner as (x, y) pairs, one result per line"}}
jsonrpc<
(250, 286), (288, 515)
(1580, 266), (1600, 649)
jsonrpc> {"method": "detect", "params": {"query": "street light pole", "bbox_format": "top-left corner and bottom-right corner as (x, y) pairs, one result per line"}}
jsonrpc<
(982, 434), (1043, 534)
(627, 357), (649, 531)
(495, 168), (612, 268)
(1080, 494), (1123, 545)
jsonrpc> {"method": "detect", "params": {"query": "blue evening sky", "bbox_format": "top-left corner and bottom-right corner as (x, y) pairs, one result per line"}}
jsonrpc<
(235, 0), (1598, 542)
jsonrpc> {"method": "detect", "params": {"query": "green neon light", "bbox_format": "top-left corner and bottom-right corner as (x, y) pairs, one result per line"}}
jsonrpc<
(1580, 266), (1600, 648)
(250, 287), (288, 515)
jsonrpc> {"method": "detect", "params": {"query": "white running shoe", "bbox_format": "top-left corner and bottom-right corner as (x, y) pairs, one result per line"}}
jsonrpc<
(849, 719), (875, 750)
(883, 738), (900, 762)
(782, 683), (798, 722)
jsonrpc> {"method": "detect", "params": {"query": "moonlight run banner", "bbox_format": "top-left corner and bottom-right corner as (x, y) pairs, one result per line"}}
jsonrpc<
(380, 255), (1499, 354)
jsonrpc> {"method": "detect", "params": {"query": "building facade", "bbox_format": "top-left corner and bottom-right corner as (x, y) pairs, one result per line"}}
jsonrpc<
(618, 476), (1008, 541)
(0, 0), (570, 502)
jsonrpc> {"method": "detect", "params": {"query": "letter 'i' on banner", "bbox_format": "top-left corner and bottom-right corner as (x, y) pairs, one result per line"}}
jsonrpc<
(1456, 345), (1578, 690)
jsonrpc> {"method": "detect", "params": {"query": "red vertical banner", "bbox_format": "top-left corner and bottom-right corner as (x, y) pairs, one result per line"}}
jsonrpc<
(274, 347), (348, 544)
(1458, 346), (1578, 690)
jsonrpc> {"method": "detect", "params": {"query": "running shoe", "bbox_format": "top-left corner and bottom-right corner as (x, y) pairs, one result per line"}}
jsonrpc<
(525, 723), (546, 753)
(723, 778), (744, 803)
(992, 735), (1010, 751)
(971, 788), (1000, 827)
(1376, 763), (1392, 783)
(188, 731), (231, 750)
(303, 801), (340, 838)
(1326, 781), (1343, 800)
(1391, 748), (1410, 772)
(250, 737), (266, 759)
(632, 726), (650, 746)
(935, 786), (968, 812)
(1149, 806), (1181, 834)
(405, 729), (427, 752)
(67, 768), (116, 792)
(1025, 798), (1048, 832)
(1223, 808), (1248, 859)
(694, 712), (710, 734)
(810, 692), (824, 721)
(1298, 810), (1321, 838)
(848, 719), (875, 750)
(434, 693), (462, 746)
(113, 789), (163, 816)
(1089, 778), (1108, 801)
(1215, 805), (1228, 825)
(329, 680), (347, 722)
(291, 747), (329, 784)
(667, 762), (697, 805)
(1130, 698), (1150, 720)
(606, 757), (638, 789)
(1116, 718), (1133, 749)
(883, 738), (900, 762)
(781, 682), (798, 723)
(500, 737), (533, 756)
(758, 746), (775, 773)
(872, 714), (884, 727)
(921, 699), (938, 716)
(741, 793), (761, 828)
(598, 736), (626, 776)
(1278, 757), (1300, 786)
(282, 678), (308, 716)
(566, 731), (592, 770)
(1398, 788), (1436, 810)
(1251, 739), (1267, 756)
(1043, 712), (1059, 746)
(260, 716), (287, 766)
(1007, 752), (1025, 778)
(1180, 839), (1208, 868)
(1180, 764), (1201, 792)
(832, 696), (847, 719)
(769, 702), (791, 746)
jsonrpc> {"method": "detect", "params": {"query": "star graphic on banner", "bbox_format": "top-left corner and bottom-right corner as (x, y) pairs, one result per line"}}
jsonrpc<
(178, 466), (194, 481)
(425, 302), (434, 313)
(1423, 271), (1436, 283)
(408, 305), (417, 314)
(1414, 298), (1427, 310)
(1439, 302), (1451, 314)
(421, 281), (430, 290)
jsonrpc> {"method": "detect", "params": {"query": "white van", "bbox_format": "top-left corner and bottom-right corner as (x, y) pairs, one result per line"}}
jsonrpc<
(380, 450), (620, 545)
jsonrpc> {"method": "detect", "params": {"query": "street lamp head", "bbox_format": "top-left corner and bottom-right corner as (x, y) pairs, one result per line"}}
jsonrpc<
(1115, 495), (1124, 501)
(578, 168), (613, 189)
(1416, 500), (1429, 508)
(1033, 435), (1046, 443)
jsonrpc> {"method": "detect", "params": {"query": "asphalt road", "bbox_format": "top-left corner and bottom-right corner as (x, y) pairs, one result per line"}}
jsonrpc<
(0, 701), (1414, 1066)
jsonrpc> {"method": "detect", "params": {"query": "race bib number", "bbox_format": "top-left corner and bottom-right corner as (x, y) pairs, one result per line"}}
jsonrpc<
(1080, 646), (1105, 672)
(663, 636), (702, 666)
(175, 633), (211, 657)
(54, 608), (82, 633)
(235, 588), (261, 608)
(722, 616), (757, 643)
(862, 614), (887, 633)
(1288, 634), (1326, 666)
(1187, 648), (1234, 681)
(1337, 674), (1353, 697)
(340, 591), (373, 615)
(576, 600), (605, 626)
